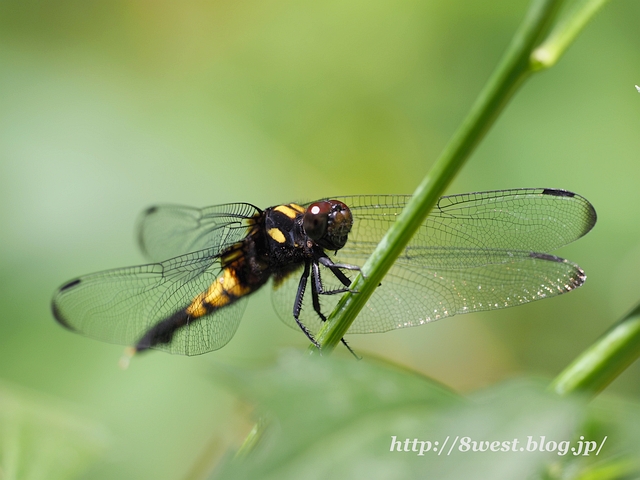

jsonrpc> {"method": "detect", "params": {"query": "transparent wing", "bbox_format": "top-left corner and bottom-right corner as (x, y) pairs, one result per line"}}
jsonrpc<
(273, 250), (585, 335)
(137, 203), (261, 262)
(333, 188), (596, 256)
(52, 247), (249, 355)
(273, 188), (596, 336)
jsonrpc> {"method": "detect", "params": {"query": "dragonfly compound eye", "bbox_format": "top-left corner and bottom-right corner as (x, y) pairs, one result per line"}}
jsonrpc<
(304, 200), (353, 250)
(303, 201), (330, 242)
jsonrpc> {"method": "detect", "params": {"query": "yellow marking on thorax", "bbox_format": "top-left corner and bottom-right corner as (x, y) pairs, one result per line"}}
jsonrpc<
(185, 268), (251, 318)
(274, 203), (305, 218)
(268, 227), (286, 244)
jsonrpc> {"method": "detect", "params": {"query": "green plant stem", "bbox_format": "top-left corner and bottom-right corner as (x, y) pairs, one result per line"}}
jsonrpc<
(551, 302), (640, 396)
(531, 0), (612, 69)
(234, 417), (270, 459)
(315, 0), (565, 352)
(231, 0), (613, 467)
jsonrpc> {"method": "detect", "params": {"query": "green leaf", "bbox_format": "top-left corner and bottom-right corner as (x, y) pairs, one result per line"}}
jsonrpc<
(212, 352), (589, 480)
(539, 395), (640, 480)
(551, 302), (640, 396)
(0, 381), (109, 480)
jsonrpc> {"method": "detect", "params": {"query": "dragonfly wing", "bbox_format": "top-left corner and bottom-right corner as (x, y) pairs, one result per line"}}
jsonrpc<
(274, 189), (595, 338)
(137, 203), (262, 262)
(331, 188), (596, 254)
(52, 247), (248, 355)
(272, 249), (585, 336)
(338, 249), (584, 333)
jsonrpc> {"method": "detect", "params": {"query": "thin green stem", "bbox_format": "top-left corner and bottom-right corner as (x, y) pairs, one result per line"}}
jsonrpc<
(234, 417), (270, 459)
(315, 0), (564, 352)
(531, 0), (612, 70)
(233, 0), (614, 466)
(551, 302), (640, 396)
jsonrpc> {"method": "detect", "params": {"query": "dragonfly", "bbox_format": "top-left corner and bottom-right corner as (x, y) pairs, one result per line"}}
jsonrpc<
(51, 188), (596, 357)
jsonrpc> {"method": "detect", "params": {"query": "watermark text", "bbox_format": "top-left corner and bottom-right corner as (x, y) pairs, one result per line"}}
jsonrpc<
(389, 435), (607, 456)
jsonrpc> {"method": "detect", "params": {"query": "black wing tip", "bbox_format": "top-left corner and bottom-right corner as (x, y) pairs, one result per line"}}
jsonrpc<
(541, 188), (598, 237)
(529, 252), (564, 262)
(542, 188), (575, 198)
(59, 278), (81, 292)
(52, 278), (82, 331)
(51, 301), (76, 331)
(529, 252), (587, 288)
(143, 205), (159, 215)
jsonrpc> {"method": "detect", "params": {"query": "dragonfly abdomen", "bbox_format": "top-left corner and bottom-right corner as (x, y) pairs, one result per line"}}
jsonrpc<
(135, 263), (267, 353)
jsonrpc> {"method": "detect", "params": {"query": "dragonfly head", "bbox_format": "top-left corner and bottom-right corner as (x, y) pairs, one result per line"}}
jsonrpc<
(303, 200), (353, 251)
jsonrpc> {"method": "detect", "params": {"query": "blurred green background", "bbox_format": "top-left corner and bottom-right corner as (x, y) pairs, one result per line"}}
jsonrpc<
(1, 0), (639, 478)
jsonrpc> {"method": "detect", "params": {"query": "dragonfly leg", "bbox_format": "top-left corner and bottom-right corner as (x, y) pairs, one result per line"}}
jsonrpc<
(312, 260), (351, 295)
(310, 261), (360, 360)
(293, 260), (321, 349)
(317, 255), (361, 272)
(316, 255), (360, 292)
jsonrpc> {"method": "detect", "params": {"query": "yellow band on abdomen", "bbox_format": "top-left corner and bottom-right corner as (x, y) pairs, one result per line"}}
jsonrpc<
(185, 268), (251, 317)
